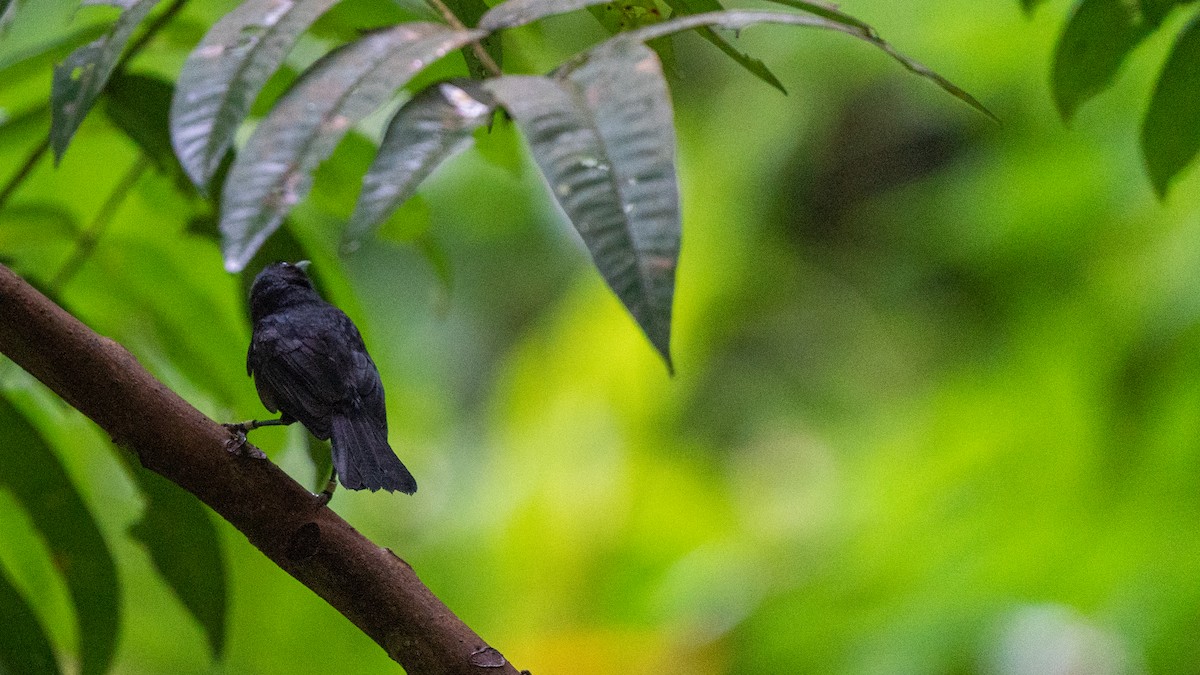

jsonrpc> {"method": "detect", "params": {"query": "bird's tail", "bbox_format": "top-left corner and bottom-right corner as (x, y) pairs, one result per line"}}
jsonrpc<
(330, 414), (417, 494)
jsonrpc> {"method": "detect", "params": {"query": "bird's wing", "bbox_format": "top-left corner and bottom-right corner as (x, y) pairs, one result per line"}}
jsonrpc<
(249, 313), (351, 438)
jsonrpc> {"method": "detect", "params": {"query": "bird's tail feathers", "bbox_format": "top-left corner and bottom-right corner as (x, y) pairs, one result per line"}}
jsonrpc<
(330, 414), (417, 494)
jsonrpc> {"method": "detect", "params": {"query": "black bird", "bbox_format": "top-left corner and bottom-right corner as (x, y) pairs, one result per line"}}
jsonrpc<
(233, 261), (417, 496)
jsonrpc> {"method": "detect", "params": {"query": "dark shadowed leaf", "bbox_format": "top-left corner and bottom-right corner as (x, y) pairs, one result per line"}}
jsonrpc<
(104, 72), (186, 179)
(1142, 14), (1200, 197)
(665, 0), (786, 94)
(0, 564), (59, 675)
(126, 463), (227, 657)
(170, 0), (340, 192)
(615, 10), (996, 121)
(1051, 0), (1147, 121)
(1140, 0), (1199, 25)
(219, 23), (484, 272)
(50, 0), (162, 162)
(445, 0), (502, 78)
(344, 80), (495, 249)
(1020, 0), (1047, 13)
(0, 396), (119, 675)
(486, 41), (680, 368)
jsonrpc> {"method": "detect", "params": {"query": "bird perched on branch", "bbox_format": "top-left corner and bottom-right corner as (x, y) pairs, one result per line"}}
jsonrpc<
(227, 261), (417, 499)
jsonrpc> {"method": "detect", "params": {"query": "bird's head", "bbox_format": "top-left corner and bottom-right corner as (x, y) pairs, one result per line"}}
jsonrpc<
(249, 261), (319, 321)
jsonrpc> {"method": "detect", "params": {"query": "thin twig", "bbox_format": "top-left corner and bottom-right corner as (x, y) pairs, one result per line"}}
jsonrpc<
(425, 0), (503, 77)
(0, 136), (50, 214)
(48, 155), (151, 292)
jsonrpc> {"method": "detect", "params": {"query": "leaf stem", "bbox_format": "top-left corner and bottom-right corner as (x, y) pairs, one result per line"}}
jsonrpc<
(425, 0), (503, 77)
(48, 154), (152, 292)
(0, 136), (49, 214)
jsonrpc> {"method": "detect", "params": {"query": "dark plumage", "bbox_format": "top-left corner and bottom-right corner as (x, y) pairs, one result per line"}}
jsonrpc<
(244, 262), (416, 494)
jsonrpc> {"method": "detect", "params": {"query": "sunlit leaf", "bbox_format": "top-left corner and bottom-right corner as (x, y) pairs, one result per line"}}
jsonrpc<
(170, 0), (340, 192)
(0, 564), (59, 675)
(1051, 0), (1147, 121)
(445, 0), (501, 78)
(127, 464), (227, 658)
(50, 0), (162, 162)
(104, 72), (185, 178)
(664, 0), (786, 94)
(486, 41), (680, 368)
(0, 396), (119, 675)
(344, 80), (495, 249)
(219, 23), (484, 272)
(1142, 14), (1200, 197)
(615, 10), (997, 121)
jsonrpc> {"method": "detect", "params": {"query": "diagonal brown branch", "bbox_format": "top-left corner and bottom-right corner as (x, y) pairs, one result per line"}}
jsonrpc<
(0, 263), (519, 675)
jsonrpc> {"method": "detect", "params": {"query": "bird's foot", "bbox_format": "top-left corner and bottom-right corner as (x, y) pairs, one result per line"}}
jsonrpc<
(222, 425), (267, 459)
(315, 475), (337, 505)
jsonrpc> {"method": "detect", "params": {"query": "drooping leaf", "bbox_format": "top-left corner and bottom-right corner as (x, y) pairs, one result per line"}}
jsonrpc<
(0, 564), (59, 675)
(1142, 14), (1200, 197)
(613, 10), (997, 121)
(344, 79), (495, 249)
(219, 23), (485, 272)
(126, 463), (227, 658)
(1051, 0), (1147, 121)
(170, 0), (340, 192)
(444, 0), (502, 78)
(50, 0), (162, 162)
(0, 396), (119, 675)
(104, 72), (186, 179)
(665, 0), (786, 94)
(486, 41), (680, 368)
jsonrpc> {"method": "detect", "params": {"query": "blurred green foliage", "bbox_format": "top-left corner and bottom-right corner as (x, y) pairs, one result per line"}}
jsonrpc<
(3, 0), (1200, 673)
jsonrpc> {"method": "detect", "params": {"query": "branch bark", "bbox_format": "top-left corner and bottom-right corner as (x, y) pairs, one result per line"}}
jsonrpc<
(0, 263), (519, 675)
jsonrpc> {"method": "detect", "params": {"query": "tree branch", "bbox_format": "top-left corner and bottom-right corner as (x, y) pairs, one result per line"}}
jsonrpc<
(0, 263), (519, 675)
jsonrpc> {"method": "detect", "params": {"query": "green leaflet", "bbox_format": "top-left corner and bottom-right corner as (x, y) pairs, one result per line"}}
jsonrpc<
(487, 42), (680, 368)
(170, 0), (340, 191)
(126, 464), (228, 658)
(1051, 0), (1147, 121)
(1142, 14), (1200, 197)
(50, 0), (161, 161)
(0, 395), (119, 675)
(345, 80), (495, 248)
(219, 23), (483, 272)
(0, 563), (59, 675)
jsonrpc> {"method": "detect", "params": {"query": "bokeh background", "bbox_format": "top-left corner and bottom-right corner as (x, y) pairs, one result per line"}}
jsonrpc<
(3, 0), (1199, 672)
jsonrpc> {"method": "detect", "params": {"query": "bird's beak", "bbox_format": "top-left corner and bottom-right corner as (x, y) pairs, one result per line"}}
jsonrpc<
(295, 260), (312, 272)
